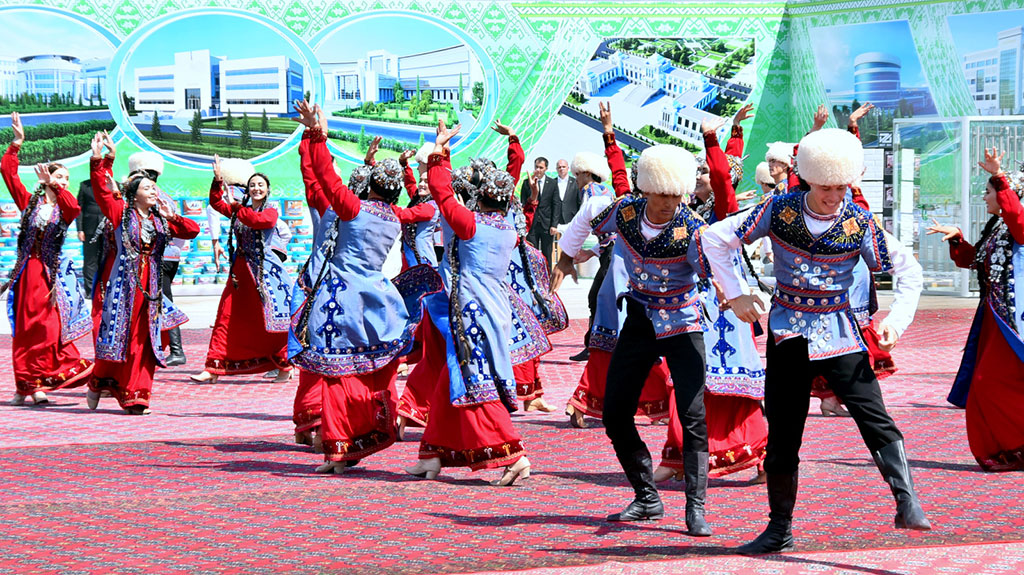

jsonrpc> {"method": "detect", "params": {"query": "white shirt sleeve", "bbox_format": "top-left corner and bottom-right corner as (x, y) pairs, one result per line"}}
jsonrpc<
(701, 213), (750, 300)
(559, 195), (613, 259)
(878, 230), (922, 338)
(207, 205), (221, 241)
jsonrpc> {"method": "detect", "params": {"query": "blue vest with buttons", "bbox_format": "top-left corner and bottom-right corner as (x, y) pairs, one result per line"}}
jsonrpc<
(734, 191), (893, 360)
(591, 196), (710, 338)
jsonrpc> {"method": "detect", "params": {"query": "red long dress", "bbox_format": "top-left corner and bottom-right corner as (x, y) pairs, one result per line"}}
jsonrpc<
(306, 130), (437, 463)
(88, 155), (118, 345)
(399, 139), (526, 426)
(292, 133), (331, 434)
(1, 144), (93, 395)
(203, 181), (289, 375)
(89, 167), (199, 409)
(512, 195), (547, 403)
(567, 132), (672, 421)
(948, 174), (1024, 471)
(418, 146), (526, 471)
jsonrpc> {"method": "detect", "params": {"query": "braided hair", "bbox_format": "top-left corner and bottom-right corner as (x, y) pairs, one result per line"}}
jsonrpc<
(4, 164), (71, 298)
(226, 173), (270, 300)
(120, 175), (167, 305)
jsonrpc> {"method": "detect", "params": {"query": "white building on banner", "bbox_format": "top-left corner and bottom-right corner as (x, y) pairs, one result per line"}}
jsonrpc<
(134, 50), (303, 116)
(321, 45), (481, 110)
(962, 26), (1024, 115)
(0, 54), (111, 103)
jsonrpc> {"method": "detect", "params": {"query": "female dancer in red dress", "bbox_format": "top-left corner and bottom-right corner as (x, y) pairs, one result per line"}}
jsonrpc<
(88, 132), (199, 414)
(928, 147), (1024, 471)
(1, 112), (93, 405)
(190, 158), (294, 384)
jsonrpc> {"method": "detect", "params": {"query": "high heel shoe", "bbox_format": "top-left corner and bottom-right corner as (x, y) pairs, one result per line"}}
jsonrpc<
(491, 456), (530, 486)
(315, 461), (347, 475)
(567, 405), (588, 429)
(10, 393), (25, 406)
(295, 430), (313, 446)
(524, 398), (557, 413)
(653, 465), (684, 483)
(86, 389), (100, 410)
(311, 430), (324, 454)
(189, 371), (218, 384)
(396, 415), (408, 441)
(405, 457), (441, 480)
(31, 391), (49, 405)
(820, 396), (851, 417)
(272, 369), (293, 383)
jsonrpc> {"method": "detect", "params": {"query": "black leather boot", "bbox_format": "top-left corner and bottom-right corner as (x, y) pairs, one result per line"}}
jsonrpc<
(872, 440), (931, 530)
(165, 327), (186, 367)
(736, 472), (798, 555)
(607, 449), (664, 521)
(683, 452), (712, 536)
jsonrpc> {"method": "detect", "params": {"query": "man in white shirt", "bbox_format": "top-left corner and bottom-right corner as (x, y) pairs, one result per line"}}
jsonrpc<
(701, 128), (930, 554)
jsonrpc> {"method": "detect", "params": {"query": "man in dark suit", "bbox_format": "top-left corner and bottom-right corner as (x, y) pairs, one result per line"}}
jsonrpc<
(76, 178), (104, 297)
(521, 156), (559, 264)
(549, 158), (580, 236)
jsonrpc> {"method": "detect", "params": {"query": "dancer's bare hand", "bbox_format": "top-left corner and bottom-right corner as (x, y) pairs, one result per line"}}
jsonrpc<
(733, 103), (754, 124)
(491, 119), (515, 139)
(727, 294), (766, 323)
(11, 112), (24, 145)
(848, 102), (874, 127)
(212, 154), (222, 181)
(293, 100), (316, 128)
(925, 218), (961, 242)
(877, 323), (899, 351)
(810, 104), (829, 132)
(550, 253), (578, 292)
(979, 147), (1004, 176)
(599, 101), (614, 135)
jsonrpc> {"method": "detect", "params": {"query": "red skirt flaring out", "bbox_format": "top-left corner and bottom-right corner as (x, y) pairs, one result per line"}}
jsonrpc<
(397, 314), (443, 427)
(514, 356), (544, 400)
(568, 349), (671, 420)
(419, 366), (525, 471)
(660, 389), (767, 477)
(319, 360), (400, 462)
(91, 260), (156, 409)
(204, 258), (289, 375)
(965, 306), (1024, 471)
(293, 370), (323, 433)
(12, 256), (93, 395)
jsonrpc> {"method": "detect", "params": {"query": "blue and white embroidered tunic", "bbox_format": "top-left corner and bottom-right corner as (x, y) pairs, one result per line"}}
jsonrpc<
(401, 199), (440, 268)
(702, 191), (923, 361)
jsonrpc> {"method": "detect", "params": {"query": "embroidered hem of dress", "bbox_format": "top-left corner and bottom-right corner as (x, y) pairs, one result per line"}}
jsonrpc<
(661, 443), (766, 478)
(978, 445), (1024, 472)
(396, 402), (429, 427)
(293, 410), (322, 433)
(419, 439), (525, 471)
(323, 429), (396, 462)
(568, 388), (670, 420)
(205, 355), (289, 375)
(15, 359), (94, 395)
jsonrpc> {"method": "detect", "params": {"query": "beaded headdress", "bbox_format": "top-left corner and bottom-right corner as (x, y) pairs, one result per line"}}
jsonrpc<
(370, 158), (404, 193)
(348, 165), (372, 197)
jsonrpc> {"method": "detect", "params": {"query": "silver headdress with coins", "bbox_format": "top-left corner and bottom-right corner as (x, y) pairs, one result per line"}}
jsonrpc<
(348, 165), (372, 197)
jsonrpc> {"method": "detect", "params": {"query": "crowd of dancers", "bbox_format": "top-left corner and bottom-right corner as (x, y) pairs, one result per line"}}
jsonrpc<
(3, 94), (1023, 553)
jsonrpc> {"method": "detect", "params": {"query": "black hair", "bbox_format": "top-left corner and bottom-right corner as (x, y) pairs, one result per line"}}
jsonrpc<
(476, 194), (508, 212)
(972, 214), (1002, 296)
(120, 175), (167, 303)
(369, 179), (402, 204)
(226, 179), (268, 299)
(7, 163), (70, 295)
(534, 157), (548, 169)
(248, 172), (271, 191)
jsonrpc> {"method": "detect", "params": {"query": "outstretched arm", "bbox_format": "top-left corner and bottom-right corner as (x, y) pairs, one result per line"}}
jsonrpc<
(298, 131), (330, 217)
(492, 120), (525, 187)
(702, 119), (739, 221)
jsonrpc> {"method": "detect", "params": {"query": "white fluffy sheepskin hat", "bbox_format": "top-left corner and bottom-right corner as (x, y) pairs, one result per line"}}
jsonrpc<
(754, 161), (774, 186)
(795, 128), (864, 186)
(414, 143), (434, 166)
(128, 151), (164, 176)
(636, 145), (696, 197)
(765, 141), (795, 167)
(570, 151), (611, 183)
(220, 158), (256, 186)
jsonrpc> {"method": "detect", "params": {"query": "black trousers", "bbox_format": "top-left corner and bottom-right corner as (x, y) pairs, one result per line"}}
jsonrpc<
(82, 239), (100, 297)
(583, 246), (612, 348)
(763, 334), (904, 474)
(603, 300), (709, 459)
(161, 260), (179, 300)
(528, 231), (555, 267)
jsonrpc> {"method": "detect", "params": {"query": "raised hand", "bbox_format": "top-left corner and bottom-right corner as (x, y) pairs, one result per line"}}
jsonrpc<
(925, 218), (961, 242)
(528, 174), (540, 203)
(212, 154), (222, 181)
(292, 99), (316, 128)
(365, 136), (382, 163)
(978, 147), (1004, 176)
(157, 198), (176, 220)
(100, 130), (116, 157)
(314, 104), (329, 134)
(733, 103), (754, 124)
(399, 149), (415, 165)
(90, 132), (104, 158)
(700, 116), (726, 135)
(11, 112), (24, 145)
(848, 102), (874, 127)
(490, 119), (515, 139)
(435, 119), (461, 149)
(34, 163), (51, 187)
(811, 104), (829, 132)
(599, 101), (614, 135)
